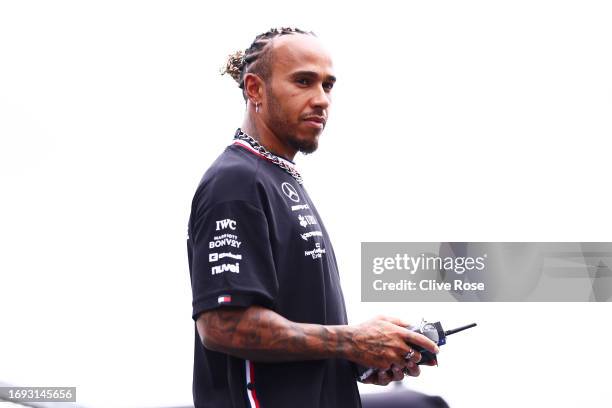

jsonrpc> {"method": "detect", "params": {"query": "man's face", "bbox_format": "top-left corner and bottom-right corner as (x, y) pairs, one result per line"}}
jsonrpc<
(263, 34), (336, 154)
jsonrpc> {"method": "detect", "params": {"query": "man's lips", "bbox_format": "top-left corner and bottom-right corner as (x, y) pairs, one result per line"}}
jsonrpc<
(303, 116), (326, 127)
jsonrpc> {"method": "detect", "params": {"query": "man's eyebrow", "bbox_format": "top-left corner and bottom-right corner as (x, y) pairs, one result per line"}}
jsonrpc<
(291, 70), (337, 82)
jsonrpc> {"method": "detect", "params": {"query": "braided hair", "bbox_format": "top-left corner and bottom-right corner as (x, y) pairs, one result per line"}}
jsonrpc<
(220, 27), (317, 101)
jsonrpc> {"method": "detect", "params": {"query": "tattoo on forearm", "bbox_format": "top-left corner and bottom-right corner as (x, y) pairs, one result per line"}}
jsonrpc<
(199, 306), (354, 362)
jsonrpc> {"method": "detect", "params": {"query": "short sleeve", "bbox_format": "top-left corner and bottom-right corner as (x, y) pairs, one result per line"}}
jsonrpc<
(187, 200), (278, 320)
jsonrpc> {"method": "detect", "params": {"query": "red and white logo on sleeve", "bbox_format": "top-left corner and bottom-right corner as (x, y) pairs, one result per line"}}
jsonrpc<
(217, 295), (232, 304)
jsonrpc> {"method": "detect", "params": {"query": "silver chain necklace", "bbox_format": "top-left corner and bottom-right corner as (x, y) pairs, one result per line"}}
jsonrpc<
(233, 128), (303, 185)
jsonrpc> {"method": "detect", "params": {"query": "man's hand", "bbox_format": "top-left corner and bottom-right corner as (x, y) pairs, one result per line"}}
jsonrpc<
(345, 316), (439, 372)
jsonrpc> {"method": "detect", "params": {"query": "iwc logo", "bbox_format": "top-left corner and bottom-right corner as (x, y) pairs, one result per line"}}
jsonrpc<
(281, 182), (300, 203)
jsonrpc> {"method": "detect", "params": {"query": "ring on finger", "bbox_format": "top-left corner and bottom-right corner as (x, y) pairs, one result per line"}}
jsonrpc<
(405, 350), (416, 360)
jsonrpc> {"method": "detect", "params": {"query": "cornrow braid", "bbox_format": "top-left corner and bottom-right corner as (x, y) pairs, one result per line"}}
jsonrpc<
(220, 27), (317, 101)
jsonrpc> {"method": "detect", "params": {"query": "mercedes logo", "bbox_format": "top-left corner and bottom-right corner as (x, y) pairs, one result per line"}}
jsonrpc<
(281, 182), (300, 203)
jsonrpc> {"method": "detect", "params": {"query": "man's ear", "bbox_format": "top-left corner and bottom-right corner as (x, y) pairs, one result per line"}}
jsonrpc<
(243, 73), (263, 104)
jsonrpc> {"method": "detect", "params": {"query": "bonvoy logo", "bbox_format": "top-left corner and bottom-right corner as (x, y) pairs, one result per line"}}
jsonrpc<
(209, 234), (242, 249)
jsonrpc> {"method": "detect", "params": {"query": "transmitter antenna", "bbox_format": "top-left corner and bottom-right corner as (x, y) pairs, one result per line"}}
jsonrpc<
(445, 323), (477, 336)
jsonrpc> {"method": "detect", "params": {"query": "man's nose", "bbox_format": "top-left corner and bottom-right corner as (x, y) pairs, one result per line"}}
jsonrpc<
(311, 85), (331, 110)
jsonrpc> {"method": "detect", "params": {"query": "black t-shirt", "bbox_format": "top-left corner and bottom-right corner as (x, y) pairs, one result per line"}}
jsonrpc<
(187, 138), (362, 408)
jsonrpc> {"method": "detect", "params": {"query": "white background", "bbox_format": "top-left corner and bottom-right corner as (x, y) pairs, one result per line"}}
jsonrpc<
(1, 1), (611, 407)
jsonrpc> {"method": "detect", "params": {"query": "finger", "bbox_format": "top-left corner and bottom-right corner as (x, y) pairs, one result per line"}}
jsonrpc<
(425, 358), (438, 367)
(406, 364), (421, 377)
(376, 370), (393, 386)
(405, 349), (422, 364)
(361, 375), (374, 384)
(402, 361), (421, 377)
(402, 330), (440, 354)
(389, 364), (404, 382)
(401, 360), (412, 372)
(361, 370), (381, 384)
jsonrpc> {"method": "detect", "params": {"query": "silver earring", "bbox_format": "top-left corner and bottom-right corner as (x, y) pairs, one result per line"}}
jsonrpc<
(255, 102), (260, 113)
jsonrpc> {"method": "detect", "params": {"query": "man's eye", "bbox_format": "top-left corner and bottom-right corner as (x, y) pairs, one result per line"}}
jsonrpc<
(324, 82), (334, 90)
(296, 78), (310, 85)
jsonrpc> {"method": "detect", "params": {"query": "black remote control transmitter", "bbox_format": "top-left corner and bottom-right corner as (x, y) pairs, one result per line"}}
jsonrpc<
(357, 320), (477, 382)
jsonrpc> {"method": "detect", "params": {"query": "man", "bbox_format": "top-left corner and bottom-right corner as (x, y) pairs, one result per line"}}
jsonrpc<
(187, 27), (440, 408)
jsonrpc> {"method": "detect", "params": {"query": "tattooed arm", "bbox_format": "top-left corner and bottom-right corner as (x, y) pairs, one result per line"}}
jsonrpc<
(196, 305), (439, 371)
